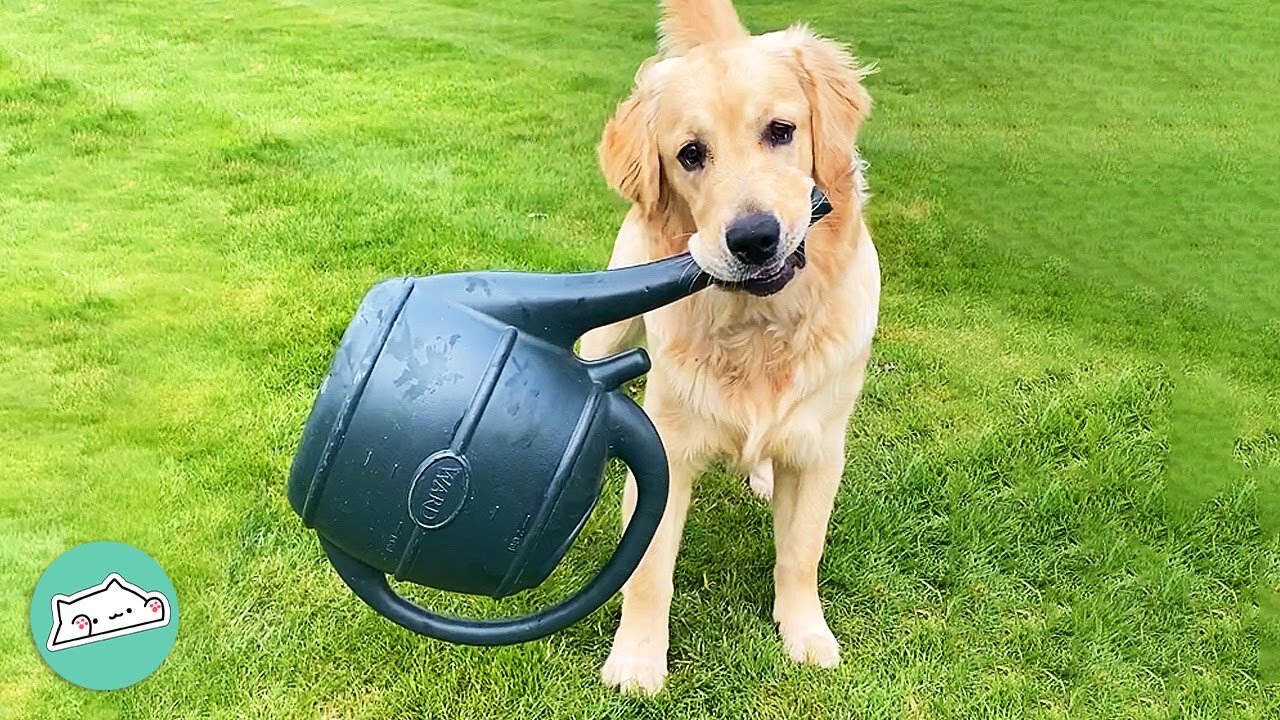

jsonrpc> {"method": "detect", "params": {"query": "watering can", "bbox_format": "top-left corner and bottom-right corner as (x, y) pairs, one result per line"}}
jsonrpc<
(288, 188), (832, 645)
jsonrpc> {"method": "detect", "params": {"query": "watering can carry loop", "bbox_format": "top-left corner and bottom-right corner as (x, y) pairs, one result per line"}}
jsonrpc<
(319, 393), (667, 646)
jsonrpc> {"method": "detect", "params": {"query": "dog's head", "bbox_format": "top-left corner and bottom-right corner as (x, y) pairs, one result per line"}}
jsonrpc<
(599, 0), (872, 295)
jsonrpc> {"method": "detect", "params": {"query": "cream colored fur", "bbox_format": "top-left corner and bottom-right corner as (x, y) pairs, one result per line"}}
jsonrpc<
(581, 0), (879, 694)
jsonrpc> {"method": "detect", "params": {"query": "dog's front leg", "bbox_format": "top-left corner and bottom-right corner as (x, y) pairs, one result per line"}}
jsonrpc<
(771, 438), (846, 668)
(601, 444), (696, 695)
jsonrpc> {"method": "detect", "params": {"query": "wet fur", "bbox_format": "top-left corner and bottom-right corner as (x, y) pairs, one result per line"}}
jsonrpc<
(581, 0), (879, 694)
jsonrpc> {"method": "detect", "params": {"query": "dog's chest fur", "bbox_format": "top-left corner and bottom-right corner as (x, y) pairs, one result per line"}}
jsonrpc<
(645, 227), (879, 468)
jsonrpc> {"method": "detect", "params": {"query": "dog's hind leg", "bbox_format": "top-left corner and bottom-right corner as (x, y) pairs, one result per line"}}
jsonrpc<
(748, 458), (774, 501)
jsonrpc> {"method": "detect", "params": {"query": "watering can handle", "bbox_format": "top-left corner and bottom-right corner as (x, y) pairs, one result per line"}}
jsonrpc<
(319, 393), (667, 646)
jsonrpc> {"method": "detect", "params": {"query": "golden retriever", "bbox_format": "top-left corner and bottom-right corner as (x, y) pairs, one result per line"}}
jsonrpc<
(580, 0), (879, 694)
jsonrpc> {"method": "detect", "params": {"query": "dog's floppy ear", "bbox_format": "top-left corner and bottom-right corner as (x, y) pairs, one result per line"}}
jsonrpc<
(598, 67), (662, 209)
(788, 26), (873, 193)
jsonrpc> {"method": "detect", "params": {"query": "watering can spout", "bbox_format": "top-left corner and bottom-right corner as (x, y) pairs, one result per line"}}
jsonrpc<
(456, 253), (710, 349)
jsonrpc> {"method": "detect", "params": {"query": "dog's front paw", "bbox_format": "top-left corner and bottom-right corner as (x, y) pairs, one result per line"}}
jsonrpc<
(777, 617), (840, 668)
(602, 642), (667, 695)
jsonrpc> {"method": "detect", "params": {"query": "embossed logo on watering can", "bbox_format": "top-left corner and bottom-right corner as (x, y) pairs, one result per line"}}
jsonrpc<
(29, 541), (179, 690)
(408, 450), (471, 529)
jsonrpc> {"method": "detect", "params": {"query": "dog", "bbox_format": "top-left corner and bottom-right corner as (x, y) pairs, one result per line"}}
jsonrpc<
(580, 0), (880, 694)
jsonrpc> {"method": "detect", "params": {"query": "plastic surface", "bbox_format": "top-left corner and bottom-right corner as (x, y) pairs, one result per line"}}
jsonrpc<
(288, 187), (833, 645)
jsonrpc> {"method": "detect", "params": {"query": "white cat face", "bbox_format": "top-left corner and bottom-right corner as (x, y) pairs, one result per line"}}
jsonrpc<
(47, 573), (171, 651)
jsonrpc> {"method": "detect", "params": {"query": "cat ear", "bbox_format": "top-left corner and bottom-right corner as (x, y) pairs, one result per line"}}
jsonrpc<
(104, 574), (124, 589)
(55, 597), (69, 609)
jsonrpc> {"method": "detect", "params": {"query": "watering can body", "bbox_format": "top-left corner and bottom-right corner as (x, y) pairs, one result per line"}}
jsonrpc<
(288, 188), (832, 646)
(287, 256), (703, 644)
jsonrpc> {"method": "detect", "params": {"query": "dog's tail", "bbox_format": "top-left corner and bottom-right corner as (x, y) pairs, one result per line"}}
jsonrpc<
(658, 0), (748, 55)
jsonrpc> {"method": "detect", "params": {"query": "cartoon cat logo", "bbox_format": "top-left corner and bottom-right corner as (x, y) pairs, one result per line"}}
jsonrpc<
(46, 573), (171, 651)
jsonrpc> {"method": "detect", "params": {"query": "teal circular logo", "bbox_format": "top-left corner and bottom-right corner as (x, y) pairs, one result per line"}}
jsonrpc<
(29, 542), (179, 690)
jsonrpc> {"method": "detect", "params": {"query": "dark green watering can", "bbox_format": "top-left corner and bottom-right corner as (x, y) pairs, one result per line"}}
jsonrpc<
(288, 189), (832, 646)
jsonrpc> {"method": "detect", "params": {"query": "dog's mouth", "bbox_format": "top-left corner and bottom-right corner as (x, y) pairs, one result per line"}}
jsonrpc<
(696, 187), (830, 297)
(713, 240), (807, 297)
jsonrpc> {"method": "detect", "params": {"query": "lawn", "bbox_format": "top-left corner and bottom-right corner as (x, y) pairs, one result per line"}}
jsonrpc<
(1, 0), (1277, 718)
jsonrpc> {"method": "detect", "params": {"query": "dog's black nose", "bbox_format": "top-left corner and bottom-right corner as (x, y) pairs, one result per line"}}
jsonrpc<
(725, 213), (781, 266)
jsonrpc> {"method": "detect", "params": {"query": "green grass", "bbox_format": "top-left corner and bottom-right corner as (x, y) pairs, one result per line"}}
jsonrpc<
(1, 0), (1277, 717)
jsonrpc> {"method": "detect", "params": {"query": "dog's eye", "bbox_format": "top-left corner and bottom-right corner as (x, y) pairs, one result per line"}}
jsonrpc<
(766, 120), (795, 146)
(677, 141), (707, 171)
